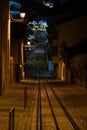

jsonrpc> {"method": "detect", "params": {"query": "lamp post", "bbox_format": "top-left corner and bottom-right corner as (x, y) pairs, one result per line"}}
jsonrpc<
(11, 11), (26, 81)
(11, 12), (26, 22)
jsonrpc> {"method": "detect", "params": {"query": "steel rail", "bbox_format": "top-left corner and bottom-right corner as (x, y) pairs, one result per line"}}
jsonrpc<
(46, 79), (79, 130)
(36, 77), (42, 130)
(43, 81), (60, 130)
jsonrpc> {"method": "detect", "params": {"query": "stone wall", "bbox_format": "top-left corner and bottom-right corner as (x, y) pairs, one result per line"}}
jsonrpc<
(56, 15), (87, 86)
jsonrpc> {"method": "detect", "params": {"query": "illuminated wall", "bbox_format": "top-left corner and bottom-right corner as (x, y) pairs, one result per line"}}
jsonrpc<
(56, 15), (87, 84)
(0, 0), (10, 95)
(57, 15), (87, 47)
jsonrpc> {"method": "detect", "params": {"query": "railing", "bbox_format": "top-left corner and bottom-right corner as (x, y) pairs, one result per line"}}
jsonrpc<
(8, 86), (28, 130)
(8, 106), (15, 130)
(24, 86), (27, 109)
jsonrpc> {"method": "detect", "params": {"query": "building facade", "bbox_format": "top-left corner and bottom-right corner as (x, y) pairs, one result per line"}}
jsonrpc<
(0, 0), (10, 95)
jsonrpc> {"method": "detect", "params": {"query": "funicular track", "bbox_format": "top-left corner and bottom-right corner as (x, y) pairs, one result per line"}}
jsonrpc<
(36, 79), (80, 130)
(37, 79), (42, 130)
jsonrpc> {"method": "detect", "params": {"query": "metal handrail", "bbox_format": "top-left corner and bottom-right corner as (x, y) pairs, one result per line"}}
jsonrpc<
(24, 86), (27, 109)
(8, 106), (15, 130)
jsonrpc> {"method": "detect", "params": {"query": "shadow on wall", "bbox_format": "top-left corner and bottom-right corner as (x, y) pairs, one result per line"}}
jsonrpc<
(68, 39), (87, 59)
(15, 64), (20, 82)
(70, 54), (87, 87)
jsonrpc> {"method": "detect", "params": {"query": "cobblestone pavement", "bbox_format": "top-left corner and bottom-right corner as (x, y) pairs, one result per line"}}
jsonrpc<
(52, 84), (87, 129)
(0, 83), (37, 130)
(0, 81), (87, 130)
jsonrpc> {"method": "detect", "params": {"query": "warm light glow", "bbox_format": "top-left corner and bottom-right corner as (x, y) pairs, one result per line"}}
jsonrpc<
(27, 41), (30, 45)
(20, 12), (26, 18)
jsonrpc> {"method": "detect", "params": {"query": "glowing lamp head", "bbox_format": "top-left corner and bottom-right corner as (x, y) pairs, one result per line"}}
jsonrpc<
(20, 12), (26, 18)
(27, 41), (30, 45)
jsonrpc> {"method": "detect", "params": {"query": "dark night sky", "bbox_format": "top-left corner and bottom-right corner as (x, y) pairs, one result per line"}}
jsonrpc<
(13, 0), (58, 18)
(11, 0), (87, 23)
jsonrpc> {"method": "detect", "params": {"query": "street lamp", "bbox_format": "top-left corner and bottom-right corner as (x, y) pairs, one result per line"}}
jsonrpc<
(27, 41), (31, 45)
(20, 12), (26, 19)
(11, 12), (26, 22)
